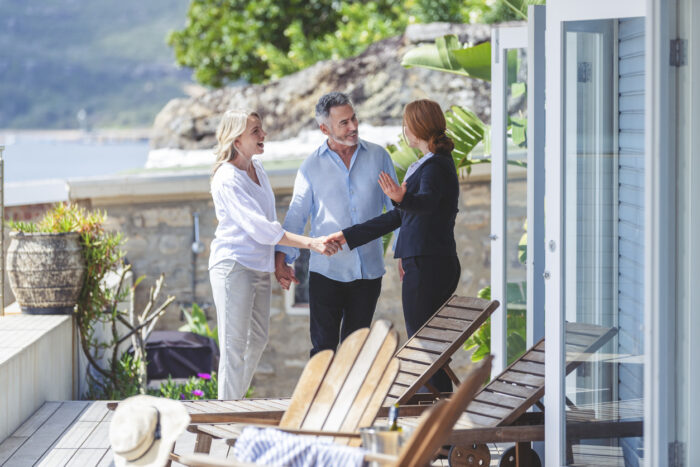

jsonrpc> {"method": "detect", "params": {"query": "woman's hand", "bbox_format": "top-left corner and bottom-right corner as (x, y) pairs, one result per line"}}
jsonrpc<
(325, 231), (347, 246)
(378, 171), (407, 203)
(310, 236), (341, 256)
(397, 258), (404, 281)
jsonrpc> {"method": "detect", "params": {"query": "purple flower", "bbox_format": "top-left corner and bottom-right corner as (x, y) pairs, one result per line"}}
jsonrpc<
(192, 389), (204, 397)
(179, 393), (186, 400)
(197, 373), (211, 380)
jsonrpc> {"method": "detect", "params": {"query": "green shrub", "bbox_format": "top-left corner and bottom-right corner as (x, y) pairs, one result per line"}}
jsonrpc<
(179, 303), (218, 346)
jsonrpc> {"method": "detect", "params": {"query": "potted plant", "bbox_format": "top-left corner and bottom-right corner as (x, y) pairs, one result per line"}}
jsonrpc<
(5, 203), (120, 315)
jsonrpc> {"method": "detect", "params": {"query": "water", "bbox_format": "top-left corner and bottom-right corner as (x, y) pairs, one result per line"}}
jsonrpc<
(0, 133), (149, 183)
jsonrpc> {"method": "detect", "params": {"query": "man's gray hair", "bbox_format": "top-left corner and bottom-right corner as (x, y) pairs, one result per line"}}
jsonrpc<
(315, 92), (353, 125)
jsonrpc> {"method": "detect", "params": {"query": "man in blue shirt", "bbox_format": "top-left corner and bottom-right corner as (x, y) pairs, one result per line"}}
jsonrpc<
(275, 92), (398, 356)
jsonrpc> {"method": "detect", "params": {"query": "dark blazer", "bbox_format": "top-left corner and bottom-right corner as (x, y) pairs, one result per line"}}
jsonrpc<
(343, 152), (459, 258)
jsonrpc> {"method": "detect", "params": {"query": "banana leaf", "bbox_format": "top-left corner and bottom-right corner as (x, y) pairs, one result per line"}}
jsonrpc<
(401, 35), (491, 82)
(451, 41), (492, 81)
(445, 105), (487, 174)
(386, 136), (421, 183)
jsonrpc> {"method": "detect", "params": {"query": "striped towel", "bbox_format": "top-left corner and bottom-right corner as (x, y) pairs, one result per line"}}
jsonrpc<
(233, 426), (366, 467)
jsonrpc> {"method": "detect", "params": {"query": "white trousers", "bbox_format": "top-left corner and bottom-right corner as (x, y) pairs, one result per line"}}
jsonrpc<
(209, 259), (271, 399)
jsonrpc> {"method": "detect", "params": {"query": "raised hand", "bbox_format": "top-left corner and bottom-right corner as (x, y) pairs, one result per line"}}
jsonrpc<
(325, 231), (347, 246)
(378, 171), (406, 203)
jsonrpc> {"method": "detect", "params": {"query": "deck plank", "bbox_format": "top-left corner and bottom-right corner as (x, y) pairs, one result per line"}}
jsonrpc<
(65, 448), (108, 466)
(5, 401), (89, 467)
(12, 402), (62, 437)
(0, 437), (26, 465)
(55, 421), (99, 448)
(36, 447), (76, 467)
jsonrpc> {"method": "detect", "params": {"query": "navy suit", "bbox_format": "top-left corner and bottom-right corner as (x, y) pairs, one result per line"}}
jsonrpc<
(343, 152), (461, 392)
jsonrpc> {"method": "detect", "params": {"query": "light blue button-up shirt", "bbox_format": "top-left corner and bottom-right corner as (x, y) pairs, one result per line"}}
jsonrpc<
(276, 139), (398, 282)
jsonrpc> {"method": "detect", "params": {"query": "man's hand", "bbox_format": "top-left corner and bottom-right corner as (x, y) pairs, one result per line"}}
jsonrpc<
(398, 258), (404, 281)
(274, 252), (299, 290)
(325, 231), (347, 246)
(378, 171), (407, 203)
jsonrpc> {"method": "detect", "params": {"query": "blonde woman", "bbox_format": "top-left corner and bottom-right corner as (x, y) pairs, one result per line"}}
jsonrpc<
(209, 109), (339, 399)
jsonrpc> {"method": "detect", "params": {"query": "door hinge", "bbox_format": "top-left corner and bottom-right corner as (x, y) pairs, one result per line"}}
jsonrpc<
(669, 440), (686, 467)
(670, 39), (687, 67)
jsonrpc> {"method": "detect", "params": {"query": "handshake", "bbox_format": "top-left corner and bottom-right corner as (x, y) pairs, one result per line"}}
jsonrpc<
(313, 231), (347, 256)
(274, 231), (347, 290)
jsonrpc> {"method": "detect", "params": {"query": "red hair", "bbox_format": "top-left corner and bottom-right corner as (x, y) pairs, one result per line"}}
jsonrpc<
(403, 99), (454, 154)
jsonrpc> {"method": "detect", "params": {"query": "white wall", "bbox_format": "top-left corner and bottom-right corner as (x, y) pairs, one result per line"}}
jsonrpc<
(0, 313), (74, 442)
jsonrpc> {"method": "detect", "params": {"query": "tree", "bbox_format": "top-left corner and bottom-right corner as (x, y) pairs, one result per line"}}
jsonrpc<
(167, 0), (402, 87)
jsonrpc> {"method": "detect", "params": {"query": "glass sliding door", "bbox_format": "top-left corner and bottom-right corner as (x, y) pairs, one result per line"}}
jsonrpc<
(491, 25), (529, 375)
(545, 1), (646, 465)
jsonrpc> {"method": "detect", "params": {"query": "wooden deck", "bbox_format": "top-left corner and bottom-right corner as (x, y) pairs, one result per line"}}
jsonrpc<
(1, 399), (634, 466)
(0, 401), (234, 467)
(0, 400), (515, 466)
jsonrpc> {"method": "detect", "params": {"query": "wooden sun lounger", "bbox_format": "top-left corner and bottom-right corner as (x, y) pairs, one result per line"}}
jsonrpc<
(395, 321), (621, 466)
(185, 296), (497, 454)
(111, 295), (498, 424)
(190, 319), (400, 455)
(174, 356), (494, 467)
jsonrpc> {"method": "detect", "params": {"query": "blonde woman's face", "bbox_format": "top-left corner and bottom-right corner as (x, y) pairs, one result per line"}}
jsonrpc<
(234, 115), (266, 158)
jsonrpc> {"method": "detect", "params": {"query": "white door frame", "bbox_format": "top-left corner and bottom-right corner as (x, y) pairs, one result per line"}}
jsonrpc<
(645, 0), (676, 465)
(544, 1), (647, 465)
(527, 5), (546, 350)
(490, 24), (528, 376)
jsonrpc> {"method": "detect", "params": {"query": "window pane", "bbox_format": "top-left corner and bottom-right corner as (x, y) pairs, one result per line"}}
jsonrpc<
(505, 47), (528, 364)
(563, 17), (645, 466)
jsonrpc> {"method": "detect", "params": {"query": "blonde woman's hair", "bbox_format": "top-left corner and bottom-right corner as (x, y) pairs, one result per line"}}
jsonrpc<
(211, 109), (261, 178)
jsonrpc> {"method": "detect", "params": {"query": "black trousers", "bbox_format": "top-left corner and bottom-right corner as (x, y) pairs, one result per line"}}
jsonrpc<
(308, 272), (382, 357)
(401, 255), (461, 392)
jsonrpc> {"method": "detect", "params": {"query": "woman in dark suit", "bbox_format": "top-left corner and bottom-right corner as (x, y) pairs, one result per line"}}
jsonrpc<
(326, 99), (460, 392)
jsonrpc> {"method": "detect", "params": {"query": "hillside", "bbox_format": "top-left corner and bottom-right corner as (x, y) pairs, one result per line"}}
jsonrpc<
(0, 0), (193, 129)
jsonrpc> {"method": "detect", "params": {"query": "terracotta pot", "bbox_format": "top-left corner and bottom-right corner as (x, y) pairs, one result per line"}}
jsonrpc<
(6, 231), (86, 314)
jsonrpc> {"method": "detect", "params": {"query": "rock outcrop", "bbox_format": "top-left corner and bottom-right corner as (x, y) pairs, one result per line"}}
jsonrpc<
(151, 22), (508, 150)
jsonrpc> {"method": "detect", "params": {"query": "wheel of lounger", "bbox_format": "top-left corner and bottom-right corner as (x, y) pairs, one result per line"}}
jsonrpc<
(448, 443), (491, 466)
(498, 445), (541, 467)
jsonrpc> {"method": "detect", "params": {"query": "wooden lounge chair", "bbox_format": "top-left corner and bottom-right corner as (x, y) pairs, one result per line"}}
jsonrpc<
(174, 356), (494, 467)
(399, 321), (620, 466)
(183, 295), (498, 453)
(140, 295), (498, 426)
(189, 319), (401, 455)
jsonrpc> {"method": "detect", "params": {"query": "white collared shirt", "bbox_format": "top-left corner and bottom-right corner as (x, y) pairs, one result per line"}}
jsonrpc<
(209, 159), (284, 272)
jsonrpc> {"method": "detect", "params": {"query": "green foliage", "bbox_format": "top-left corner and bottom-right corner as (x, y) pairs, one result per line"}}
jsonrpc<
(179, 303), (218, 346)
(168, 0), (522, 87)
(156, 372), (219, 400)
(168, 0), (388, 86)
(155, 372), (254, 400)
(464, 284), (527, 365)
(410, 0), (464, 23)
(402, 36), (492, 81)
(85, 353), (144, 400)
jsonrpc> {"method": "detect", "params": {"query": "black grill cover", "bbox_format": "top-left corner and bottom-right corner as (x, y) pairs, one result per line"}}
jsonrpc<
(132, 331), (219, 380)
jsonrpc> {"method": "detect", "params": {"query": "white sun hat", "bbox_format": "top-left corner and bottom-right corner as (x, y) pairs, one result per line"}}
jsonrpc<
(109, 395), (190, 467)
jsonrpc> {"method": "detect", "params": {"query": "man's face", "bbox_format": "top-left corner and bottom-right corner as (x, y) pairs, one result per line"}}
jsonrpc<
(321, 104), (359, 147)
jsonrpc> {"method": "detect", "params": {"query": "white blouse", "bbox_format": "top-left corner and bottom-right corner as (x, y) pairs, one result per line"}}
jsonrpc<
(209, 159), (284, 272)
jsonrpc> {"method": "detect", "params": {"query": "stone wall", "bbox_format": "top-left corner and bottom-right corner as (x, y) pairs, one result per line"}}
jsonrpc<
(81, 172), (526, 397)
